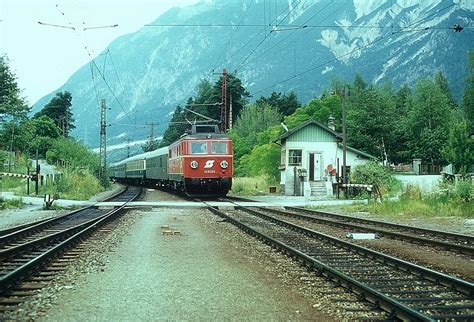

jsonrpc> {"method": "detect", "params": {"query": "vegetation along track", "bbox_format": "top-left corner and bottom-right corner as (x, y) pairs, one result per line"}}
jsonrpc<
(0, 186), (142, 307)
(208, 205), (474, 321)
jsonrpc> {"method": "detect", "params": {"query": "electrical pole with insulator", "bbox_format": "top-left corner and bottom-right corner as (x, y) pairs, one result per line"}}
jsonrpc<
(220, 69), (228, 133)
(342, 86), (347, 184)
(99, 99), (107, 180)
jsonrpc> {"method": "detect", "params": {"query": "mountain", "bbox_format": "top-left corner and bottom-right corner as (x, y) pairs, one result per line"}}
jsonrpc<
(32, 0), (474, 155)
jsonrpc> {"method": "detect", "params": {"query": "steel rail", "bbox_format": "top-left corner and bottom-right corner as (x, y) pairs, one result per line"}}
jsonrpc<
(207, 205), (434, 321)
(0, 185), (130, 245)
(0, 205), (126, 291)
(0, 186), (141, 292)
(241, 207), (473, 296)
(0, 206), (101, 246)
(259, 206), (474, 255)
(286, 206), (474, 245)
(0, 211), (109, 258)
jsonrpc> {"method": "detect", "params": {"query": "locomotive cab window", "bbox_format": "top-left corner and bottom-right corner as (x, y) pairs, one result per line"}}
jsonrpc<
(211, 142), (228, 154)
(190, 142), (208, 154)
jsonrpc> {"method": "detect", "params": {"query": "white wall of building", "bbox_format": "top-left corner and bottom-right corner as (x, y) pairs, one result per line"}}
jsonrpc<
(280, 141), (371, 195)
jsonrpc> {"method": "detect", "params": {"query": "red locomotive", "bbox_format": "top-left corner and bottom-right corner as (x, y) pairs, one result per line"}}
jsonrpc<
(109, 125), (233, 197)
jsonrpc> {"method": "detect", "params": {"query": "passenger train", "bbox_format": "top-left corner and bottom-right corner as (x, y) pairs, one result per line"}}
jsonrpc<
(109, 125), (233, 197)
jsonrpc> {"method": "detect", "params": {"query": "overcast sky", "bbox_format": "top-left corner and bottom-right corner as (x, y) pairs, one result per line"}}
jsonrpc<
(0, 0), (199, 105)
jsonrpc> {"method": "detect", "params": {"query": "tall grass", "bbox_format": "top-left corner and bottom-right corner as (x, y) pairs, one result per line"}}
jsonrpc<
(42, 169), (103, 200)
(0, 197), (23, 209)
(343, 181), (473, 218)
(231, 176), (279, 196)
(16, 168), (104, 200)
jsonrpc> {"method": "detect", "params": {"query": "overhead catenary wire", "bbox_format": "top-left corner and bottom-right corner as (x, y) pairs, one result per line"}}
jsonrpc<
(38, 4), (134, 125)
(251, 1), (465, 95)
(238, 0), (337, 69)
(233, 0), (303, 71)
(143, 22), (470, 31)
(211, 0), (255, 73)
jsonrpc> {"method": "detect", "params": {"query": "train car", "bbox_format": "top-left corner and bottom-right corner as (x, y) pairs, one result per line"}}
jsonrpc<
(109, 124), (233, 197)
(109, 154), (143, 185)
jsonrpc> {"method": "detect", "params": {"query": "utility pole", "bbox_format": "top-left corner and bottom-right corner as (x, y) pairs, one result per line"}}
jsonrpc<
(144, 122), (159, 152)
(8, 125), (14, 172)
(35, 149), (39, 195)
(99, 99), (107, 179)
(342, 86), (348, 184)
(126, 137), (131, 158)
(220, 69), (228, 133)
(146, 122), (159, 140)
(229, 94), (233, 130)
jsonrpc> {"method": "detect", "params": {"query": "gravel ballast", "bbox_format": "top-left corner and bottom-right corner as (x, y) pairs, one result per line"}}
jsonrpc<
(41, 208), (334, 320)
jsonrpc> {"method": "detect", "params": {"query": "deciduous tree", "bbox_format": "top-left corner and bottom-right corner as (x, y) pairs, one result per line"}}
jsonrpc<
(0, 55), (29, 120)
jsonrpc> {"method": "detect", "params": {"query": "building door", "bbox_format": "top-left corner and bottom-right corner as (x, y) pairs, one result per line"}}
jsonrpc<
(309, 153), (321, 181)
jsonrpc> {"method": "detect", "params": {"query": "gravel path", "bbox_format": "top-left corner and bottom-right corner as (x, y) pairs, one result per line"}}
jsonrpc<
(42, 209), (333, 321)
(0, 205), (61, 229)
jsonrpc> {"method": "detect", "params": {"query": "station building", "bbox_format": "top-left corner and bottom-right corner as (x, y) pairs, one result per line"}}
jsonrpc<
(274, 119), (375, 197)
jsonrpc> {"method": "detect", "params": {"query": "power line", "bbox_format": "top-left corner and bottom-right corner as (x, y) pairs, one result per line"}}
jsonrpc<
(233, 0), (303, 70)
(211, 0), (255, 72)
(107, 49), (127, 94)
(38, 4), (133, 128)
(143, 22), (470, 31)
(251, 2), (464, 96)
(252, 27), (420, 96)
(238, 0), (337, 69)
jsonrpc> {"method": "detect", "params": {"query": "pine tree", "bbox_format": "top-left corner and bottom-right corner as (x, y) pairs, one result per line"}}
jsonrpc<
(461, 50), (474, 132)
(34, 91), (75, 137)
(434, 70), (457, 110)
(256, 91), (301, 118)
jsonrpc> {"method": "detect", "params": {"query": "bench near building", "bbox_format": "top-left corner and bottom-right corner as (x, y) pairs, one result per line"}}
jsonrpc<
(274, 119), (375, 197)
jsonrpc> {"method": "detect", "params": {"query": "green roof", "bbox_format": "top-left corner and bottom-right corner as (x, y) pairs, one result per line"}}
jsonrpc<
(275, 119), (343, 142)
(274, 119), (376, 160)
(338, 143), (377, 160)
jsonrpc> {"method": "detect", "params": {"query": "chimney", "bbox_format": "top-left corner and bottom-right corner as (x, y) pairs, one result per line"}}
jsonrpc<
(328, 115), (335, 131)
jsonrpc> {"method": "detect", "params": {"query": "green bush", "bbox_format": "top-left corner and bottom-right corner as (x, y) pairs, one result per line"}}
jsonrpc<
(455, 180), (473, 203)
(350, 161), (397, 195)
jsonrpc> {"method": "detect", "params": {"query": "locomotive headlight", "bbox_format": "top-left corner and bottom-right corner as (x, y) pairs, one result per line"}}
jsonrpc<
(220, 160), (229, 169)
(190, 160), (199, 169)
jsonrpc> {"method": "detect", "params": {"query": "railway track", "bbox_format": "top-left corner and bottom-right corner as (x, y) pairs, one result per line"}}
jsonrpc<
(223, 196), (474, 256)
(0, 186), (142, 303)
(208, 205), (474, 321)
(259, 206), (474, 256)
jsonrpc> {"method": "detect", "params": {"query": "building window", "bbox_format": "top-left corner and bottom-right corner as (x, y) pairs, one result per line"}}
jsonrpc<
(288, 149), (302, 166)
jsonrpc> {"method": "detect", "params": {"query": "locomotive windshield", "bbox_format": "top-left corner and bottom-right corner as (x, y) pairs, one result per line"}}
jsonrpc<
(190, 142), (208, 154)
(211, 142), (228, 154)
